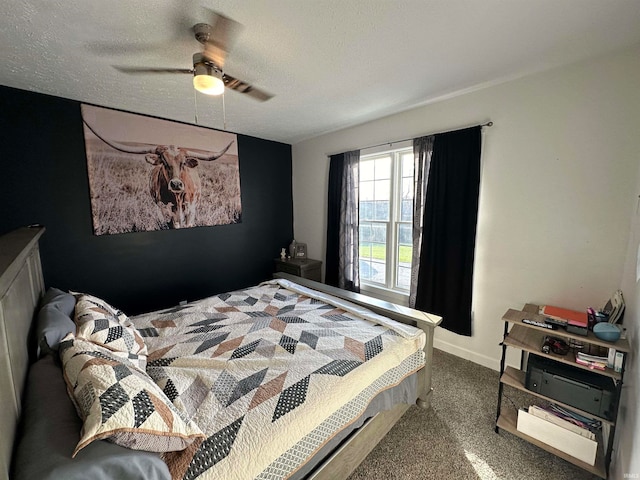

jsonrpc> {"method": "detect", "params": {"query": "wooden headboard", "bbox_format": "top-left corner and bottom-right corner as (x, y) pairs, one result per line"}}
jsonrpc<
(0, 227), (45, 480)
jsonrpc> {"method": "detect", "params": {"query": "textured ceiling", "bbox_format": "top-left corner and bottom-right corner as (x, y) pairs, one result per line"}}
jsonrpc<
(2, 1), (640, 144)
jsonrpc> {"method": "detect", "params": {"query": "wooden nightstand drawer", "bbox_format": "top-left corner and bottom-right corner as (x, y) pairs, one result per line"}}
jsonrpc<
(274, 258), (322, 282)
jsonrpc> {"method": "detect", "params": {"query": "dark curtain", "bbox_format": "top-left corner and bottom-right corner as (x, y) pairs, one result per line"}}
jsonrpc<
(325, 150), (360, 291)
(414, 126), (481, 336)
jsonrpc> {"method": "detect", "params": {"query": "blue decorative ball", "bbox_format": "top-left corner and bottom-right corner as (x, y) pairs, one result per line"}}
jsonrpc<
(593, 322), (621, 342)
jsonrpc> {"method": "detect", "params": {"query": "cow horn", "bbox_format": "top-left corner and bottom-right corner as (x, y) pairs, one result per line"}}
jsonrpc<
(82, 119), (158, 155)
(187, 140), (234, 161)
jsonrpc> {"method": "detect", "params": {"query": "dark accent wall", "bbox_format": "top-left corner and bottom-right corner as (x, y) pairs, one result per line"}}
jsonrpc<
(1, 85), (293, 314)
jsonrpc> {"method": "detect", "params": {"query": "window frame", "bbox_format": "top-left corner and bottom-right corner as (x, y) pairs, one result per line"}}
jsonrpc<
(358, 141), (413, 304)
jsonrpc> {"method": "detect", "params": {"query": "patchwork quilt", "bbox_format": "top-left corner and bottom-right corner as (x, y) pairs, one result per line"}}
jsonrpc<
(130, 279), (426, 480)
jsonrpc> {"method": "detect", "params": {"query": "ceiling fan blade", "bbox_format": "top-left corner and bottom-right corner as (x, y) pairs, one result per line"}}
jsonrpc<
(222, 73), (273, 102)
(203, 44), (227, 69)
(88, 41), (171, 56)
(114, 66), (194, 74)
(89, 8), (196, 58)
(201, 9), (243, 68)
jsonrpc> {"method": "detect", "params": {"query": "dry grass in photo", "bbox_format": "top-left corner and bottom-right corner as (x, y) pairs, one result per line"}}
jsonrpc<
(86, 141), (241, 235)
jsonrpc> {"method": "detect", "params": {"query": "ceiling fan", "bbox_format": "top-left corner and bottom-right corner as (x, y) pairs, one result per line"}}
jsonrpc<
(113, 10), (273, 102)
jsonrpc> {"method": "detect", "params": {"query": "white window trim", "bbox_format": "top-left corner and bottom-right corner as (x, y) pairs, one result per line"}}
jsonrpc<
(359, 141), (412, 298)
(360, 282), (409, 306)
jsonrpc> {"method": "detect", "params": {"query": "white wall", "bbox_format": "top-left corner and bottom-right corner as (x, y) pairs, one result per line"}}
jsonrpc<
(292, 44), (640, 369)
(614, 152), (640, 477)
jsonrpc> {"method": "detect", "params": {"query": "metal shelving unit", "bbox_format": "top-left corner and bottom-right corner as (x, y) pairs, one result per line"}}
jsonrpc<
(495, 304), (630, 479)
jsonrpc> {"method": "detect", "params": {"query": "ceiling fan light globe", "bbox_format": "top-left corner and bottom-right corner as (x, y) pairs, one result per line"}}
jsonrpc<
(193, 74), (224, 95)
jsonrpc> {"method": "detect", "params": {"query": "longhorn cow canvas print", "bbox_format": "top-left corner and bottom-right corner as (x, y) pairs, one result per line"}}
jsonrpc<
(81, 104), (241, 235)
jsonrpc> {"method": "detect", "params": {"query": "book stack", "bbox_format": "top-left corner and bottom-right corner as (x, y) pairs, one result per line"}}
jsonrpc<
(575, 351), (608, 370)
(543, 404), (601, 432)
(539, 305), (579, 325)
(539, 305), (589, 335)
(516, 404), (599, 465)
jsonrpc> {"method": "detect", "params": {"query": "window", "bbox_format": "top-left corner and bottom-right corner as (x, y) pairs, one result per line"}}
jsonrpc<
(359, 144), (413, 296)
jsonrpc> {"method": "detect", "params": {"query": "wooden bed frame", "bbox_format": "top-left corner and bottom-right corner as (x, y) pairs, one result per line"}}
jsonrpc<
(0, 226), (441, 480)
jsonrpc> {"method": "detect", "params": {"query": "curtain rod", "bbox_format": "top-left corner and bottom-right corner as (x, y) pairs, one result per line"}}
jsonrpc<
(328, 121), (493, 157)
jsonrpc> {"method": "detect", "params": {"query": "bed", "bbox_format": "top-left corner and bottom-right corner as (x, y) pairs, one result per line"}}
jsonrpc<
(1, 226), (441, 480)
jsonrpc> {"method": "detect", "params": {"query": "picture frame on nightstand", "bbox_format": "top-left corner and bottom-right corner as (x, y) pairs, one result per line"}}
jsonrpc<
(294, 242), (307, 259)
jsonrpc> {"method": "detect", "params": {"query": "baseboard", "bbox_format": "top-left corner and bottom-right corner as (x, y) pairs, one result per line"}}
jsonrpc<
(433, 338), (500, 371)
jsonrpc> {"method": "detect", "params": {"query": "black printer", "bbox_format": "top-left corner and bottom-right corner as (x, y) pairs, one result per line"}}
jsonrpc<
(525, 353), (616, 420)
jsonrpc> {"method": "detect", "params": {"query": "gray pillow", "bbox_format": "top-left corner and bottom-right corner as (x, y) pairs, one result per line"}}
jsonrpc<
(11, 355), (171, 480)
(41, 287), (76, 317)
(35, 288), (76, 357)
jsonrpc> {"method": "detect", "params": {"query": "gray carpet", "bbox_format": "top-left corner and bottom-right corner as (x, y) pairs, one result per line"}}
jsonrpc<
(348, 348), (600, 479)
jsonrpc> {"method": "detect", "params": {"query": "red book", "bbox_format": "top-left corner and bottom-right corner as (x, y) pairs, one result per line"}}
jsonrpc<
(540, 305), (588, 327)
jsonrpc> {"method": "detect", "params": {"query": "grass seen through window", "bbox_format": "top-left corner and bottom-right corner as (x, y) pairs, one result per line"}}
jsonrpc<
(360, 243), (411, 264)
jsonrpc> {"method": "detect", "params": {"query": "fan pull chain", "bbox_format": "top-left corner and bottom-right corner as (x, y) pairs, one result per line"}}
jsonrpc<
(193, 89), (199, 124)
(222, 92), (227, 131)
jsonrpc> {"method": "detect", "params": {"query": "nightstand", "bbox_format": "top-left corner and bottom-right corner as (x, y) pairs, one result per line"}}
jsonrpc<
(274, 258), (322, 282)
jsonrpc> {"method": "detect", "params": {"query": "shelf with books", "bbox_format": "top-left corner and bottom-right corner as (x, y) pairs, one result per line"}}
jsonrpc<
(496, 304), (630, 479)
(503, 323), (623, 381)
(502, 307), (630, 353)
(497, 405), (606, 478)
